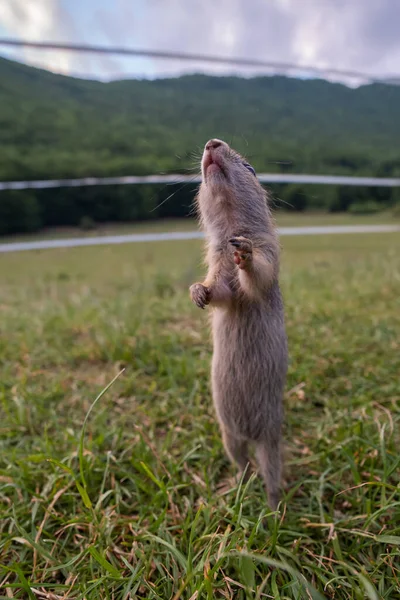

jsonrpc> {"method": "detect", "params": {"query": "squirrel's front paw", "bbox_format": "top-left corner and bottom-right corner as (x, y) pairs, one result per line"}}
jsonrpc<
(190, 283), (211, 309)
(229, 236), (253, 270)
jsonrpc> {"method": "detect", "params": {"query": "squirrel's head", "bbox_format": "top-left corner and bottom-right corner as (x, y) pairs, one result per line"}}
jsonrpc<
(202, 138), (257, 183)
(197, 139), (271, 234)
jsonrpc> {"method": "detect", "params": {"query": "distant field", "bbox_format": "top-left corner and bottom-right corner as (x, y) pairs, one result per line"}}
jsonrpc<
(1, 210), (398, 243)
(0, 232), (399, 598)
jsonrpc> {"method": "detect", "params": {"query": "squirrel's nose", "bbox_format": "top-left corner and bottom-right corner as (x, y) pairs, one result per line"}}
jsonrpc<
(205, 139), (223, 151)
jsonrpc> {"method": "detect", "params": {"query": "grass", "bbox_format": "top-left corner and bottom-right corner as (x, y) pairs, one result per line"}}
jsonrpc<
(1, 209), (398, 244)
(0, 231), (399, 598)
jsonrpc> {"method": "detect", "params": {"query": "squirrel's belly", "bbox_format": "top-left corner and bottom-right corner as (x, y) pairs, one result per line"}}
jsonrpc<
(210, 308), (287, 439)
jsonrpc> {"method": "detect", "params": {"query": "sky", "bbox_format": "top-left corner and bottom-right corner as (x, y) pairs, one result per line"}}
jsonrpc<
(1, 0), (400, 85)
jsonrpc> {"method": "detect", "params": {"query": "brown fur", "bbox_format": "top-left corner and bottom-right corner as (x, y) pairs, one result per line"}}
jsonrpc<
(190, 139), (288, 509)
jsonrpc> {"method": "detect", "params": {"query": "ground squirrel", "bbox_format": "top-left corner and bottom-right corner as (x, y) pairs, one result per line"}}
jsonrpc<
(190, 138), (288, 509)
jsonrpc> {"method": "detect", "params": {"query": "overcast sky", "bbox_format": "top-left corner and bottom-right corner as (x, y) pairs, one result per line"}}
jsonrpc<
(1, 0), (400, 84)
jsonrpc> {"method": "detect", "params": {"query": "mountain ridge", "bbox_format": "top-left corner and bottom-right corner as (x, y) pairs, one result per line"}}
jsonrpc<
(1, 55), (399, 182)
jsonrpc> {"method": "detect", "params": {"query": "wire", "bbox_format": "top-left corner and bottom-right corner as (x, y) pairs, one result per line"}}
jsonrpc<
(0, 37), (397, 84)
(1, 174), (400, 192)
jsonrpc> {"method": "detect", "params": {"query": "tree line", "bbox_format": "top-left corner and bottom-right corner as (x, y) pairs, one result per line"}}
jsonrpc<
(1, 183), (399, 236)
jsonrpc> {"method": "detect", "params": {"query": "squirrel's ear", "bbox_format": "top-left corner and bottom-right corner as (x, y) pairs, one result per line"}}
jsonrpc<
(242, 161), (256, 177)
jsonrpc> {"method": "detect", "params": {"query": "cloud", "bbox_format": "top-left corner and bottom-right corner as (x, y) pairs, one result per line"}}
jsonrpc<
(290, 0), (400, 80)
(112, 0), (299, 78)
(1, 0), (400, 83)
(0, 0), (78, 73)
(95, 0), (400, 83)
(0, 0), (117, 78)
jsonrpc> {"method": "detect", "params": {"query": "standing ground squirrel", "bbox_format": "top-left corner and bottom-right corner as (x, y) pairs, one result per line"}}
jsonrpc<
(190, 139), (288, 510)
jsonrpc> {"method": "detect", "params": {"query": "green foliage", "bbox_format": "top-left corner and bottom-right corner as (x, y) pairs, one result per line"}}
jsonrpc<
(348, 200), (384, 215)
(283, 185), (308, 211)
(79, 216), (97, 231)
(0, 56), (400, 234)
(0, 190), (42, 234)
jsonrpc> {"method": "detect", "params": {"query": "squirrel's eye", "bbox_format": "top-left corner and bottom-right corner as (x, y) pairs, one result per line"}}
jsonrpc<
(243, 161), (256, 177)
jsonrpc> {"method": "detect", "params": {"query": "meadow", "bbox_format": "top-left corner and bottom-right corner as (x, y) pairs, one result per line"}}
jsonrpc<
(0, 225), (399, 599)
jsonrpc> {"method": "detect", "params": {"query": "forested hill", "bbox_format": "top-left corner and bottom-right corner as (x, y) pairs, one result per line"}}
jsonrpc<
(1, 55), (400, 181)
(1, 56), (400, 235)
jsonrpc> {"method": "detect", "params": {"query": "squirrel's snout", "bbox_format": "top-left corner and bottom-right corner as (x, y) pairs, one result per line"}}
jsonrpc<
(205, 139), (223, 151)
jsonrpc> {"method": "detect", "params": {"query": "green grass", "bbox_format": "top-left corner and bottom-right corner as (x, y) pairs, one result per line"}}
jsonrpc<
(1, 210), (398, 244)
(0, 231), (399, 599)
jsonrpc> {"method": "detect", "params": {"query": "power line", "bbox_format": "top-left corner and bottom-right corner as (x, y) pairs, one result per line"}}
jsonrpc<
(0, 37), (397, 84)
(1, 173), (400, 192)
